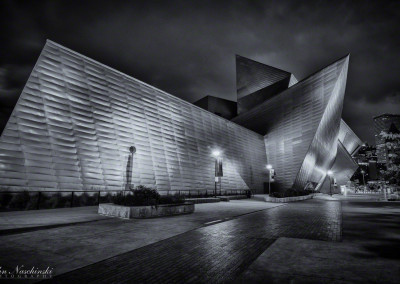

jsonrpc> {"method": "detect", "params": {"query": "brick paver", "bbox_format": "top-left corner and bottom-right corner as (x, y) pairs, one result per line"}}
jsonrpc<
(44, 199), (341, 283)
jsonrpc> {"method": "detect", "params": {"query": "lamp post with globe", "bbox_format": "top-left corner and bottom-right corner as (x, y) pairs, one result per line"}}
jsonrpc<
(266, 164), (273, 196)
(212, 150), (222, 197)
(360, 169), (366, 192)
(327, 170), (333, 196)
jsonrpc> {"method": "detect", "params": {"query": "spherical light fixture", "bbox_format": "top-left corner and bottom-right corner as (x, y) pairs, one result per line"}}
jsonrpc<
(266, 164), (272, 170)
(212, 150), (221, 157)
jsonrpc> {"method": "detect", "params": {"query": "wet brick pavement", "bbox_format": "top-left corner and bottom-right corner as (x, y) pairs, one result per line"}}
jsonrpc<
(44, 199), (341, 283)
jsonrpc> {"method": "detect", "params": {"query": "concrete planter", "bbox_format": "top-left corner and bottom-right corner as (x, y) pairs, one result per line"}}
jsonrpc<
(263, 194), (314, 203)
(98, 202), (195, 219)
(217, 195), (248, 202)
(185, 197), (221, 204)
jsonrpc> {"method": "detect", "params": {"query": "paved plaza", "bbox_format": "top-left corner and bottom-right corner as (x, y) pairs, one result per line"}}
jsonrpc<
(0, 197), (399, 283)
(238, 199), (400, 283)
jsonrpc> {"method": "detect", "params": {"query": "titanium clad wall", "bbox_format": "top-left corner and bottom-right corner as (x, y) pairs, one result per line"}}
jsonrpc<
(237, 77), (290, 115)
(0, 40), (267, 192)
(236, 55), (291, 99)
(288, 74), (298, 87)
(330, 140), (359, 186)
(193, 96), (237, 120)
(294, 57), (349, 191)
(338, 119), (362, 155)
(233, 56), (349, 191)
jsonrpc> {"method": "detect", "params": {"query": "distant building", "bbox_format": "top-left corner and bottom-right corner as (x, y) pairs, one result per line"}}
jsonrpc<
(374, 113), (400, 164)
(352, 144), (378, 181)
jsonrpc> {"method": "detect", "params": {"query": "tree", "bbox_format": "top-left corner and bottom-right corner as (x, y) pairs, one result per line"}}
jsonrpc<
(379, 123), (400, 185)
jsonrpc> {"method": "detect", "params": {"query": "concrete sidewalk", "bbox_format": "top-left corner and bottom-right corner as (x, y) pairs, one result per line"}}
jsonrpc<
(0, 200), (281, 279)
(237, 237), (399, 283)
(0, 206), (108, 233)
(237, 200), (400, 283)
(43, 199), (341, 283)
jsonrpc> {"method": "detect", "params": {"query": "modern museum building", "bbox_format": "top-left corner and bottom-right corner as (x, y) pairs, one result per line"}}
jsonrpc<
(0, 40), (362, 195)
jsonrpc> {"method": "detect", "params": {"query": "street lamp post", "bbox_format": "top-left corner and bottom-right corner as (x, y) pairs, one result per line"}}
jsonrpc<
(266, 164), (272, 196)
(212, 150), (222, 197)
(327, 170), (333, 196)
(360, 170), (366, 192)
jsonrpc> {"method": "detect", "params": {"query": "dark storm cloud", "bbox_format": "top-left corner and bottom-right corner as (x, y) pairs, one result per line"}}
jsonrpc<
(1, 0), (399, 143)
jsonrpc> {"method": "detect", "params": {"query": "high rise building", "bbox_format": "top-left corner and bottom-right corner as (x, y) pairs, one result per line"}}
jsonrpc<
(374, 114), (400, 163)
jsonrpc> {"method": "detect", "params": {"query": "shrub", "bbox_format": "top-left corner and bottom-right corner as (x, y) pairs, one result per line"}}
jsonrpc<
(159, 193), (185, 205)
(100, 192), (113, 203)
(132, 185), (160, 206)
(112, 186), (185, 206)
(75, 192), (97, 207)
(51, 193), (70, 208)
(42, 193), (58, 209)
(271, 189), (314, 198)
(8, 191), (31, 209)
(0, 192), (13, 209)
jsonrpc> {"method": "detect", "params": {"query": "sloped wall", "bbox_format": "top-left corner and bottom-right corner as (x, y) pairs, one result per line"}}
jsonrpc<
(0, 41), (267, 193)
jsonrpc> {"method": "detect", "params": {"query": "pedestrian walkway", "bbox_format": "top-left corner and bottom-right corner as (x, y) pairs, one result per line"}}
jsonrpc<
(44, 199), (341, 283)
(237, 200), (400, 283)
(0, 206), (108, 234)
(0, 200), (280, 278)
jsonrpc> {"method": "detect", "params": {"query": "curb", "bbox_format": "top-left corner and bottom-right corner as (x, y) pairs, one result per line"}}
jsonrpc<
(0, 218), (106, 236)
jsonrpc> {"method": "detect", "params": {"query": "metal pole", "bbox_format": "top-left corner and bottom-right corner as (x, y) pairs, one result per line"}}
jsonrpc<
(330, 177), (332, 196)
(362, 173), (365, 187)
(268, 170), (271, 196)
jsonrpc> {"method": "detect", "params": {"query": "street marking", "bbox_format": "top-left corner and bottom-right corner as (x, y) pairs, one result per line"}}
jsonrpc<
(204, 219), (222, 225)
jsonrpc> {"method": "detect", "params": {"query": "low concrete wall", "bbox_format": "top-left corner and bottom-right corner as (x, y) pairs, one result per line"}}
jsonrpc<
(217, 195), (248, 202)
(185, 198), (221, 204)
(263, 194), (314, 203)
(98, 203), (195, 219)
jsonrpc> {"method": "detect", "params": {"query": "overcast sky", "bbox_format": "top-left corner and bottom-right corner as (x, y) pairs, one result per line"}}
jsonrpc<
(1, 0), (399, 143)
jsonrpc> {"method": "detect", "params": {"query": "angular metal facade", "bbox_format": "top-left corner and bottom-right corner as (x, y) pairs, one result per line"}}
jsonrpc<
(338, 119), (363, 155)
(236, 55), (291, 99)
(193, 95), (237, 120)
(0, 41), (267, 193)
(322, 119), (363, 188)
(320, 140), (359, 194)
(233, 56), (350, 191)
(236, 55), (292, 115)
(237, 77), (291, 115)
(331, 140), (359, 186)
(288, 74), (298, 87)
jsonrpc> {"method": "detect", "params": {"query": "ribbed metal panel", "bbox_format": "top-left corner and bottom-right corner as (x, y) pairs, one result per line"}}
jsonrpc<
(295, 56), (349, 191)
(338, 119), (363, 156)
(0, 40), (267, 192)
(233, 55), (350, 191)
